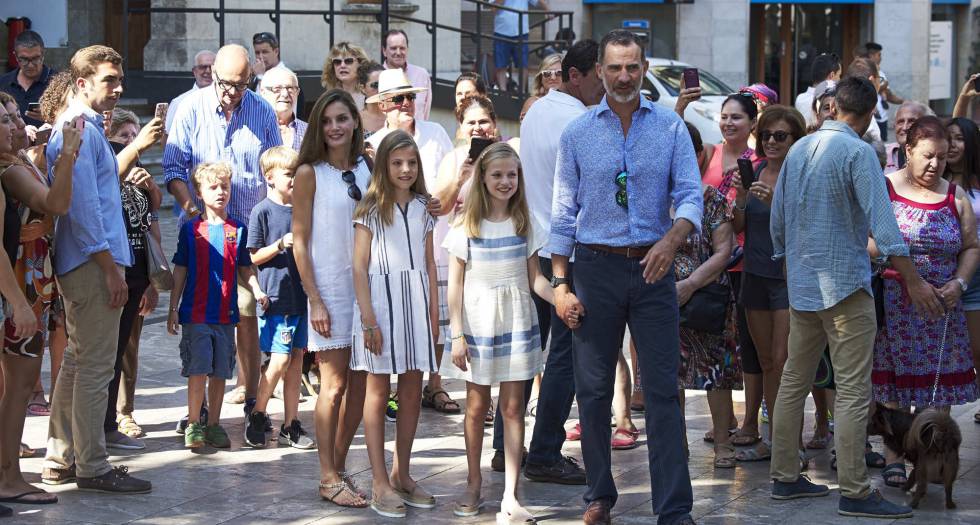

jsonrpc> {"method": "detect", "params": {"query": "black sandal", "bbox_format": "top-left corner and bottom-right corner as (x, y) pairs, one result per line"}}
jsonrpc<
(422, 385), (461, 414)
(881, 462), (907, 488)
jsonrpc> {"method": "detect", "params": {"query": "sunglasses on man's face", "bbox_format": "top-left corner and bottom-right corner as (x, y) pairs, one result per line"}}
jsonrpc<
(388, 93), (416, 105)
(333, 57), (357, 66)
(368, 82), (379, 89)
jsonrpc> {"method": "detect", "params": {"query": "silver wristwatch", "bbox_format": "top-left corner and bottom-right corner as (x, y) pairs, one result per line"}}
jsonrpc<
(956, 277), (968, 292)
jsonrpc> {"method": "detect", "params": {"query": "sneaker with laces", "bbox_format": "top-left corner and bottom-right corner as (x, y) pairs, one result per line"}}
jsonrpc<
(205, 424), (231, 449)
(385, 395), (399, 422)
(184, 422), (206, 448)
(838, 489), (913, 519)
(524, 455), (586, 485)
(244, 411), (268, 448)
(175, 405), (208, 435)
(105, 430), (146, 450)
(76, 465), (151, 494)
(771, 475), (829, 500)
(244, 398), (257, 417)
(278, 419), (316, 449)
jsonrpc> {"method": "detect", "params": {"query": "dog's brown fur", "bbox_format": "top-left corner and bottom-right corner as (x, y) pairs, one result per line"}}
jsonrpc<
(868, 403), (961, 509)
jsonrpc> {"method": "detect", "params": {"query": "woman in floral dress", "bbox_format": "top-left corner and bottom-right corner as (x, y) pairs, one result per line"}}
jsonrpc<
(872, 116), (979, 487)
(674, 184), (741, 468)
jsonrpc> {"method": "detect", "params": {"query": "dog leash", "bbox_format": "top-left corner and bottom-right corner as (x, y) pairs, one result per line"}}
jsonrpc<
(929, 311), (950, 407)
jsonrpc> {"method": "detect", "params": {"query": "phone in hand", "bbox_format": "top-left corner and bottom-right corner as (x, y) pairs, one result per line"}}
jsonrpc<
(683, 68), (700, 90)
(154, 102), (169, 120)
(28, 102), (40, 112)
(738, 158), (755, 190)
(34, 128), (52, 144)
(468, 137), (494, 161)
(974, 76), (980, 93)
(73, 116), (85, 132)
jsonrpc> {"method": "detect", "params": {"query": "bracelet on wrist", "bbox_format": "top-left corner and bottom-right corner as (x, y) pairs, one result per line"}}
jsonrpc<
(362, 325), (379, 332)
(450, 334), (465, 341)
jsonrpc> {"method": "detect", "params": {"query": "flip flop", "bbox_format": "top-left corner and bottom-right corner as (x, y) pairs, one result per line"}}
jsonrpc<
(714, 444), (737, 469)
(0, 490), (58, 504)
(731, 431), (761, 446)
(735, 443), (772, 462)
(703, 427), (738, 443)
(881, 462), (907, 488)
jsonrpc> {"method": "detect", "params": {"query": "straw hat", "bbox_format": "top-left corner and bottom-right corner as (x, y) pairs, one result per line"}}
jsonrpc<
(365, 68), (427, 104)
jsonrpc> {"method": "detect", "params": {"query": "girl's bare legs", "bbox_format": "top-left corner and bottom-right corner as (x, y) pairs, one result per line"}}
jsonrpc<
(314, 349), (353, 485)
(390, 371), (425, 493)
(499, 380), (532, 518)
(461, 383), (490, 507)
(746, 308), (794, 452)
(334, 370), (367, 472)
(364, 373), (400, 506)
(628, 339), (644, 410)
(0, 354), (55, 501)
(612, 351), (636, 432)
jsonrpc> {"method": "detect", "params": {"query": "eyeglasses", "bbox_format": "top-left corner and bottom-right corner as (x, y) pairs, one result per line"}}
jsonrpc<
(540, 70), (562, 80)
(265, 85), (299, 95)
(760, 130), (791, 143)
(368, 82), (379, 89)
(388, 93), (416, 105)
(215, 74), (250, 93)
(193, 64), (212, 71)
(615, 171), (628, 208)
(332, 57), (357, 66)
(16, 55), (43, 66)
(342, 170), (362, 201)
(253, 32), (278, 46)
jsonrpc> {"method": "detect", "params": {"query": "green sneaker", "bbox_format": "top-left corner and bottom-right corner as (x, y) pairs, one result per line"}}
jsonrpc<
(184, 422), (205, 448)
(205, 424), (231, 448)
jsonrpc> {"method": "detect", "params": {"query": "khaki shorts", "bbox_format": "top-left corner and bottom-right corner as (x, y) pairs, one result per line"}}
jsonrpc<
(237, 273), (256, 318)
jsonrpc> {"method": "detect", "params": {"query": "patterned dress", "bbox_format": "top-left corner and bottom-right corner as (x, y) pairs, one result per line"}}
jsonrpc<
(674, 186), (741, 390)
(0, 161), (56, 357)
(438, 218), (545, 385)
(873, 180), (979, 407)
(350, 196), (438, 374)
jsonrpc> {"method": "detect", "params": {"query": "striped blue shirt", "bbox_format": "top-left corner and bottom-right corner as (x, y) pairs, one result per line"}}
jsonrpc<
(770, 120), (909, 312)
(163, 87), (282, 225)
(549, 95), (703, 256)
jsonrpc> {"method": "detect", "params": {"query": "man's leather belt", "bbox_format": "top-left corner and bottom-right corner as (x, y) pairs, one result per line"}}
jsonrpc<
(583, 244), (652, 258)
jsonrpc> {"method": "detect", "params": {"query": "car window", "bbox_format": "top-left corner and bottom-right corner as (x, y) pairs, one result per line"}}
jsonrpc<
(641, 76), (660, 102)
(651, 66), (733, 97)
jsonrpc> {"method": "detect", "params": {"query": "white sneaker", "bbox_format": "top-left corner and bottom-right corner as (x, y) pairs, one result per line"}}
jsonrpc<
(105, 430), (146, 450)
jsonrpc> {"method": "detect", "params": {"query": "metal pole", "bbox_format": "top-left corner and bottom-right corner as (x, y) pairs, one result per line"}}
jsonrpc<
(329, 0), (336, 49)
(219, 0), (226, 46)
(380, 0), (390, 63)
(274, 0), (281, 40)
(476, 3), (482, 76)
(121, 0), (130, 71)
(431, 0), (437, 81)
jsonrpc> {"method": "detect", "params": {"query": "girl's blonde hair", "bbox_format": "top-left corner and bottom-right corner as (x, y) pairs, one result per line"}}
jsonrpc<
(461, 142), (530, 238)
(191, 162), (232, 194)
(354, 130), (428, 225)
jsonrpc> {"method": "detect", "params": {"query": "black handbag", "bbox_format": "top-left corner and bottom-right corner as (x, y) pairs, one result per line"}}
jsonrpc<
(679, 281), (730, 335)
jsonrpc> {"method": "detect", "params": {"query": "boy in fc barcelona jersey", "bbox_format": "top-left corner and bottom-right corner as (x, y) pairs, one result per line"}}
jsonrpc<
(167, 162), (268, 449)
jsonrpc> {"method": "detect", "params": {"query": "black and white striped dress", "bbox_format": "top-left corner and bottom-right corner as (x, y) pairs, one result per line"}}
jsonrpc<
(350, 196), (438, 374)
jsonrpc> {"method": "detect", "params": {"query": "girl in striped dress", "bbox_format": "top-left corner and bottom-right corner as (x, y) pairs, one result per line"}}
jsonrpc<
(351, 130), (439, 518)
(440, 143), (552, 524)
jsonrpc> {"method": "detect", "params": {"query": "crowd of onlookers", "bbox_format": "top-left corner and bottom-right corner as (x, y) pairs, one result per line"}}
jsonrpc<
(0, 20), (979, 525)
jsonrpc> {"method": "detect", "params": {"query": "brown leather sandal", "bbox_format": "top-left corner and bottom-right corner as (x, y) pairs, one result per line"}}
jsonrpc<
(422, 385), (461, 414)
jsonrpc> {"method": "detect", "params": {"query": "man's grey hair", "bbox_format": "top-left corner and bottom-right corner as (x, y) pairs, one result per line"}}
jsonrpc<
(193, 50), (215, 65)
(260, 67), (299, 91)
(897, 100), (934, 118)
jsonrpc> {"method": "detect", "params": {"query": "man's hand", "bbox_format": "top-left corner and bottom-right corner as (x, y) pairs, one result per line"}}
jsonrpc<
(105, 265), (128, 308)
(555, 288), (584, 329)
(906, 276), (945, 319)
(640, 237), (679, 283)
(252, 59), (267, 77)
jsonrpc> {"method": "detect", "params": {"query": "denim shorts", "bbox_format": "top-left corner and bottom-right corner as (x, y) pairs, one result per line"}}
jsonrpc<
(962, 269), (980, 311)
(259, 314), (308, 354)
(494, 32), (528, 69)
(179, 323), (236, 379)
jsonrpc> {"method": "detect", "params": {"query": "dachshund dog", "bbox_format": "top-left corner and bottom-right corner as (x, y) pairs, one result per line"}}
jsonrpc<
(868, 403), (961, 509)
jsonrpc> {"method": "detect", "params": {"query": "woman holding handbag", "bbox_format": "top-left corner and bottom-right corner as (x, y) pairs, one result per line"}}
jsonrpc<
(673, 166), (740, 468)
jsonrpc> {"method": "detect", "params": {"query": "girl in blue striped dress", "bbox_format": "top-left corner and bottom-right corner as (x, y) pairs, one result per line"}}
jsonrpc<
(439, 143), (552, 524)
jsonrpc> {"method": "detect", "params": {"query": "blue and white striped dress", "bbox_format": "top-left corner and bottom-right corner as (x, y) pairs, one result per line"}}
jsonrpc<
(350, 197), (438, 374)
(439, 218), (545, 385)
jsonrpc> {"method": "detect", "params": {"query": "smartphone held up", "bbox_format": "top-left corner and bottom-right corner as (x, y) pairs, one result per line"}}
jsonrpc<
(737, 158), (755, 190)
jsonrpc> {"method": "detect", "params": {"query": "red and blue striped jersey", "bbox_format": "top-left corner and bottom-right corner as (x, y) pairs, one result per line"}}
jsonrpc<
(172, 216), (252, 324)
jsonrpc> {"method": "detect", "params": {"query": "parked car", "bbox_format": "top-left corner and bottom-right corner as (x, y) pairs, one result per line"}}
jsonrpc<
(642, 58), (735, 145)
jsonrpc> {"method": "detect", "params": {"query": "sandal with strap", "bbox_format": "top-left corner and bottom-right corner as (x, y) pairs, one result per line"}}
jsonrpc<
(805, 431), (830, 450)
(318, 480), (368, 508)
(881, 462), (907, 488)
(338, 471), (366, 498)
(731, 430), (762, 446)
(736, 442), (772, 462)
(714, 444), (737, 469)
(117, 415), (144, 438)
(703, 427), (738, 443)
(485, 398), (495, 425)
(422, 385), (461, 414)
(26, 391), (50, 417)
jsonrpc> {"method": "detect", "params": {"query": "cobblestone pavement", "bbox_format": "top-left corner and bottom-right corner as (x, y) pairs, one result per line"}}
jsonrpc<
(7, 215), (980, 524)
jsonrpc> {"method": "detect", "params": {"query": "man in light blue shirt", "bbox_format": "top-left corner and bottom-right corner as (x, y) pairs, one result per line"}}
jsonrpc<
(493, 0), (548, 92)
(769, 76), (941, 518)
(548, 30), (699, 525)
(43, 45), (151, 495)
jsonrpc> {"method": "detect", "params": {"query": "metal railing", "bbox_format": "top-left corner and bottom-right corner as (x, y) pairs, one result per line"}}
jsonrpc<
(121, 0), (574, 101)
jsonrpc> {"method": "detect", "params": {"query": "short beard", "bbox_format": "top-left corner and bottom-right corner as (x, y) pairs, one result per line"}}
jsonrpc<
(602, 77), (640, 104)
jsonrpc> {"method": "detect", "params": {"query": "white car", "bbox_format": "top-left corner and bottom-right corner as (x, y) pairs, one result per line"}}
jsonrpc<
(642, 58), (735, 145)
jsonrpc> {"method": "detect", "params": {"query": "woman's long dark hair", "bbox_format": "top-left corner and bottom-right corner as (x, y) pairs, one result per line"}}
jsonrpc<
(947, 117), (980, 196)
(297, 89), (364, 169)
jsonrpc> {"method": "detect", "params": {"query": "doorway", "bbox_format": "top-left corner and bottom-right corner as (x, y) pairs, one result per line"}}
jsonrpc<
(750, 3), (867, 104)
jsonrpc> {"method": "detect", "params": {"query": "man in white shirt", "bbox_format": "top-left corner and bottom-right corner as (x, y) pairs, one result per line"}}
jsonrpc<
(794, 52), (840, 127)
(511, 39), (605, 485)
(165, 50), (215, 132)
(493, 0), (548, 92)
(367, 68), (451, 184)
(382, 30), (432, 121)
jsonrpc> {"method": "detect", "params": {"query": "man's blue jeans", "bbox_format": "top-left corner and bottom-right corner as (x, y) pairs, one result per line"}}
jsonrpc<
(571, 245), (693, 524)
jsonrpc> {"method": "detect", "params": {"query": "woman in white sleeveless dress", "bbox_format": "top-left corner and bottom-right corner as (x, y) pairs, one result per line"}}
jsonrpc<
(293, 89), (370, 508)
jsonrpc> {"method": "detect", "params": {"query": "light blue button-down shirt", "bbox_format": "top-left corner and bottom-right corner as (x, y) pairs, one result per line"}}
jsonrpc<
(47, 101), (133, 276)
(163, 87), (282, 225)
(548, 95), (703, 257)
(771, 119), (909, 312)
